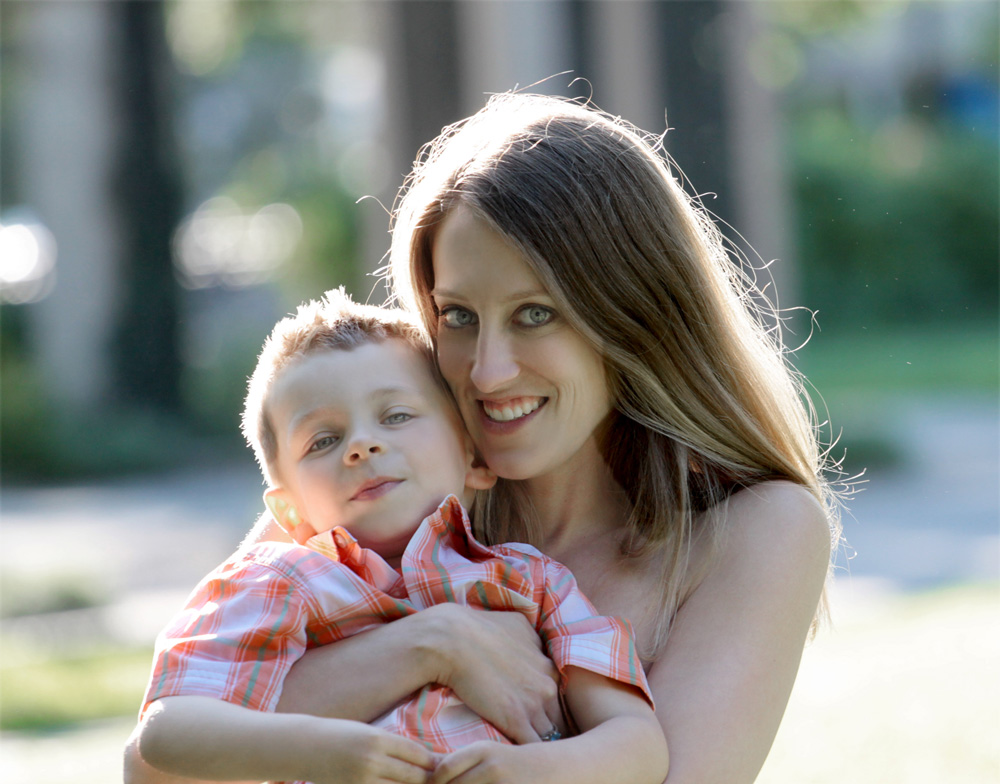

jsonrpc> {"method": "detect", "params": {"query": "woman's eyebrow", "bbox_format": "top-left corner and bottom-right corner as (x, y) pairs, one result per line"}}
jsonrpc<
(432, 287), (549, 303)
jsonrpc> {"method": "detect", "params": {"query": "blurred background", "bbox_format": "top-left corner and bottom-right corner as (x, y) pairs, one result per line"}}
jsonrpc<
(0, 1), (996, 781)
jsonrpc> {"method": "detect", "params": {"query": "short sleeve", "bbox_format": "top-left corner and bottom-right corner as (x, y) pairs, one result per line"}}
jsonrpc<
(535, 557), (654, 709)
(141, 553), (312, 716)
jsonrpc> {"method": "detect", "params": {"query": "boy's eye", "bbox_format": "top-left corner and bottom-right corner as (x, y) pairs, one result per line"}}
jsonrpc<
(515, 305), (554, 327)
(439, 306), (477, 328)
(384, 411), (412, 425)
(309, 435), (338, 453)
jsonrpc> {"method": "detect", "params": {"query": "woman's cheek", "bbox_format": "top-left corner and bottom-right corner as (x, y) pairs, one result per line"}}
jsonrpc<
(435, 337), (466, 390)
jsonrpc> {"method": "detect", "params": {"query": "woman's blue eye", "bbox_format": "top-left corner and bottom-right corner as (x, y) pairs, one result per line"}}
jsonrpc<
(516, 305), (554, 326)
(439, 306), (477, 328)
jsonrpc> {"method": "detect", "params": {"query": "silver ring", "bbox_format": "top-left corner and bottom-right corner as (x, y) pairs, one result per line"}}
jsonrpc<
(540, 728), (562, 742)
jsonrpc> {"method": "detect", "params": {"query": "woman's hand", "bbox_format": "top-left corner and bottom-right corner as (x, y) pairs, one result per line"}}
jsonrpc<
(426, 604), (564, 744)
(276, 603), (563, 744)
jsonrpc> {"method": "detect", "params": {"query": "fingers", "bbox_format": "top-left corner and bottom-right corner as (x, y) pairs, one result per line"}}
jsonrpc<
(485, 609), (545, 652)
(437, 607), (563, 744)
(428, 746), (484, 784)
(539, 659), (566, 737)
(377, 755), (435, 784)
(504, 710), (541, 745)
(325, 727), (437, 784)
(387, 735), (437, 773)
(526, 659), (563, 743)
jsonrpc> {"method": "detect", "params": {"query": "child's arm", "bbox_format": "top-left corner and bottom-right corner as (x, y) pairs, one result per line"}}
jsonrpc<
(138, 695), (437, 784)
(430, 666), (668, 784)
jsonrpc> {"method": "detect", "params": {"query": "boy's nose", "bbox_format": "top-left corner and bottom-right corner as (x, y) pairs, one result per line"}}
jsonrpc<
(344, 434), (384, 464)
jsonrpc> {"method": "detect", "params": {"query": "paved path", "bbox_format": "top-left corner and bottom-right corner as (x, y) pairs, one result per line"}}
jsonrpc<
(831, 394), (998, 591)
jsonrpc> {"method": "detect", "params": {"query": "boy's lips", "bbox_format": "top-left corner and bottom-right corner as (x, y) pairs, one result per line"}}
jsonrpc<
(350, 477), (403, 501)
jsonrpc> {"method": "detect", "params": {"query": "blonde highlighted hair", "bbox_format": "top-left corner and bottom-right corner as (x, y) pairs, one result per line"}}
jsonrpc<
(241, 287), (433, 485)
(388, 93), (841, 652)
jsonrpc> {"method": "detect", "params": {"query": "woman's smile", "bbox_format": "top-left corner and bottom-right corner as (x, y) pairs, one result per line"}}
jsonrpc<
(480, 396), (547, 423)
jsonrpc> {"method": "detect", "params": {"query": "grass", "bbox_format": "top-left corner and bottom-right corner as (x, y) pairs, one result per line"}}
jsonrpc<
(758, 582), (1000, 784)
(0, 641), (151, 731)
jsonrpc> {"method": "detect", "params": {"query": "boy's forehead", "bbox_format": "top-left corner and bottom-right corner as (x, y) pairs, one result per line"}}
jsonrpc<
(279, 338), (448, 407)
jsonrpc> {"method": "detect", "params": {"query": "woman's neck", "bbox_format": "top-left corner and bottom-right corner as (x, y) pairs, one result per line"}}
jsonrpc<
(523, 438), (630, 558)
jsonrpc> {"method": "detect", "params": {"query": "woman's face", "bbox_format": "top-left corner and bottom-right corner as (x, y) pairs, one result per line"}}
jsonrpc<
(430, 205), (613, 482)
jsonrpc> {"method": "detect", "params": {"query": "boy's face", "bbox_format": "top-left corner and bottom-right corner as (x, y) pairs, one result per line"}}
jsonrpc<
(266, 339), (484, 563)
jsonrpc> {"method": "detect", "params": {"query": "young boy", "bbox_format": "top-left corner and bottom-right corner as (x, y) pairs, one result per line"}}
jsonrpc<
(133, 289), (668, 784)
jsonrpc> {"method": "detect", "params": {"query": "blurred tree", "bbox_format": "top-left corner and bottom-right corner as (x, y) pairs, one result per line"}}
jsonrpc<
(109, 0), (183, 412)
(656, 0), (736, 230)
(395, 0), (462, 168)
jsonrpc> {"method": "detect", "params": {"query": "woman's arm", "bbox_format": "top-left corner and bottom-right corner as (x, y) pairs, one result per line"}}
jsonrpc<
(276, 601), (564, 744)
(648, 481), (831, 783)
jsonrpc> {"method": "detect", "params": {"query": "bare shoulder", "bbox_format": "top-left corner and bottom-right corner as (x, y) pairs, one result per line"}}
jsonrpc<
(678, 480), (833, 627)
(645, 482), (834, 783)
(717, 480), (832, 567)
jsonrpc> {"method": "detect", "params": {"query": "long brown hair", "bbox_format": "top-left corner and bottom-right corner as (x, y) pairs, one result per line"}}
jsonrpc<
(388, 93), (841, 652)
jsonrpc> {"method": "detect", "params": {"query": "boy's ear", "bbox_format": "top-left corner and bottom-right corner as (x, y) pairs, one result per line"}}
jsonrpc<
(464, 451), (497, 491)
(264, 488), (317, 545)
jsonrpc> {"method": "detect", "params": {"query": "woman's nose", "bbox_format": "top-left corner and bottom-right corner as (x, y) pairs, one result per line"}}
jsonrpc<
(344, 431), (384, 464)
(469, 330), (519, 392)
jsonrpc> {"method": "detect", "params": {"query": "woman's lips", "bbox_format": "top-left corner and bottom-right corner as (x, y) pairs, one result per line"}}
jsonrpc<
(351, 478), (403, 501)
(477, 396), (547, 433)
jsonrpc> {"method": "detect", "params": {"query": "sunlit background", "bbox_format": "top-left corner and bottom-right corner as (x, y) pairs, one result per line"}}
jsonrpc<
(1, 1), (997, 782)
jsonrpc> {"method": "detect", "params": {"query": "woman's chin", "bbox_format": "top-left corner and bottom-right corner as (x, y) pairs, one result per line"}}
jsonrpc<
(478, 451), (546, 483)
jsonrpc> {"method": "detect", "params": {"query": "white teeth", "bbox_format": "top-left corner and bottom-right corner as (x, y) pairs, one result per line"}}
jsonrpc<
(483, 398), (542, 422)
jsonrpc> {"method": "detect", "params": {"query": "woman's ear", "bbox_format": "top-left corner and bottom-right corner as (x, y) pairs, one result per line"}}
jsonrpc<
(264, 488), (317, 545)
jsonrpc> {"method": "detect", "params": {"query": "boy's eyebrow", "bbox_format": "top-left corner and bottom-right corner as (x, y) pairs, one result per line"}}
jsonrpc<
(288, 386), (425, 432)
(369, 384), (424, 400)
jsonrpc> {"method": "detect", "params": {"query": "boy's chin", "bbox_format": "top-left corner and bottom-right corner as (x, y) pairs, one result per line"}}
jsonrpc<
(353, 522), (421, 559)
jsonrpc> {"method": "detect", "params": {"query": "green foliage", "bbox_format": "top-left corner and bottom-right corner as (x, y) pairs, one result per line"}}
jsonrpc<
(794, 323), (998, 474)
(793, 111), (999, 328)
(0, 332), (240, 483)
(796, 322), (999, 395)
(0, 572), (110, 619)
(283, 180), (362, 302)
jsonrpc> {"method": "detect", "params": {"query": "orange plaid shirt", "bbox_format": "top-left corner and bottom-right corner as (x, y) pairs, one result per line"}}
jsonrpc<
(143, 495), (651, 773)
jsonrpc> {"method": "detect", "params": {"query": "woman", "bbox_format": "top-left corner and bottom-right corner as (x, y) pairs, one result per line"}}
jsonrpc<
(128, 93), (840, 784)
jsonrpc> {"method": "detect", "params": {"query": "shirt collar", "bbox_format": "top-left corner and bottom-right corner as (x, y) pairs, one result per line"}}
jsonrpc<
(299, 494), (480, 591)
